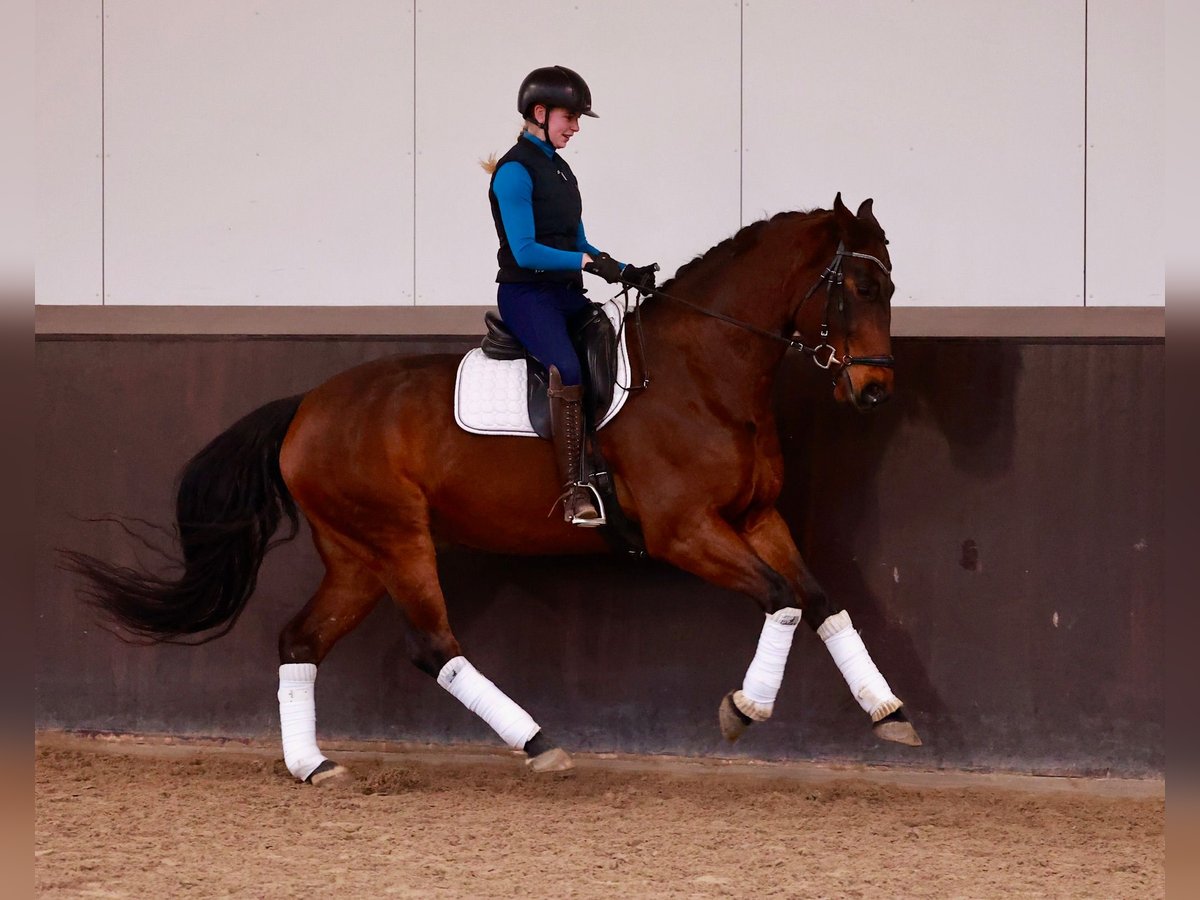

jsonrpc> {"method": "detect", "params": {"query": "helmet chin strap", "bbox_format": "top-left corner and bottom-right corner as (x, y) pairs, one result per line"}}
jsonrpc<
(532, 106), (560, 148)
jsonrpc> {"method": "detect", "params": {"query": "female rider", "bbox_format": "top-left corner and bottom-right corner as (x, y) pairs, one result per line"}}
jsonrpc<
(487, 65), (657, 527)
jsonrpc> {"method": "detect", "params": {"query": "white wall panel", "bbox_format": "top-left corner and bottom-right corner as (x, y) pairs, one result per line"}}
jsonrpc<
(743, 1), (1085, 307)
(103, 1), (414, 305)
(35, 1), (1164, 315)
(414, 0), (740, 306)
(36, 0), (103, 305)
(1086, 1), (1164, 306)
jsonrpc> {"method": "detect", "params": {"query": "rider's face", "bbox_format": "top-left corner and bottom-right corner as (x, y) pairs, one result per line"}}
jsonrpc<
(534, 106), (581, 149)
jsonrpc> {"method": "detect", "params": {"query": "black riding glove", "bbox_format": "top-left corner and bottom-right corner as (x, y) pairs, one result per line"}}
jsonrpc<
(583, 252), (624, 284)
(621, 262), (659, 294)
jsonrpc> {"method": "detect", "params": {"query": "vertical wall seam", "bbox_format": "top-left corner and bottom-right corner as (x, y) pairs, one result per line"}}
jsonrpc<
(100, 0), (106, 305)
(739, 0), (744, 229)
(1083, 0), (1089, 307)
(411, 3), (418, 306)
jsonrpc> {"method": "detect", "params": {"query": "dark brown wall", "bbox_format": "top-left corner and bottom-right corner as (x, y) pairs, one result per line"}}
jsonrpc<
(35, 335), (1164, 776)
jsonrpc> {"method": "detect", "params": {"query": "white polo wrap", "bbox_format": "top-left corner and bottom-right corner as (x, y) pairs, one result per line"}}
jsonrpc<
(734, 607), (802, 721)
(818, 610), (902, 721)
(437, 656), (540, 749)
(277, 663), (328, 781)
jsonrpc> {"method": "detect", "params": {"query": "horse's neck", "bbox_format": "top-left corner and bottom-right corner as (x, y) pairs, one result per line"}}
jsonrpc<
(641, 219), (835, 412)
(635, 297), (784, 421)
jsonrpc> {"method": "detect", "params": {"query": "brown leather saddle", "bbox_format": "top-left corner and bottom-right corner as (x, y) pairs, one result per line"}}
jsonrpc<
(479, 303), (619, 440)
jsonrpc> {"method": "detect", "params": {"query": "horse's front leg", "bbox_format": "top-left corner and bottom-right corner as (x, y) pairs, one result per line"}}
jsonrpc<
(734, 506), (920, 747)
(647, 507), (918, 747)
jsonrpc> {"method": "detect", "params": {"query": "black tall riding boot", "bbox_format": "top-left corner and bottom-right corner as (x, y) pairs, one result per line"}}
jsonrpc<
(547, 366), (603, 527)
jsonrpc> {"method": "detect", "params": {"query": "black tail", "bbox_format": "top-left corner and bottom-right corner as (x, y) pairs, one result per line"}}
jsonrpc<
(62, 395), (306, 644)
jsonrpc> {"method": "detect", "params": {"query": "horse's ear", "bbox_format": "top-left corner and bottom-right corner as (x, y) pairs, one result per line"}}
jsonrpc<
(833, 192), (853, 225)
(856, 197), (881, 230)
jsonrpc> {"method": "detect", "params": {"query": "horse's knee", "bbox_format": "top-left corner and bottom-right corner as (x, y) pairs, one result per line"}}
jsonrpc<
(406, 629), (461, 678)
(746, 566), (840, 626)
(761, 566), (796, 615)
(798, 576), (841, 630)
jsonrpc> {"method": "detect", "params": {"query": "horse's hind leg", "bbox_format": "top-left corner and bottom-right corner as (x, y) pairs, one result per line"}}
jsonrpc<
(381, 532), (573, 774)
(276, 530), (385, 785)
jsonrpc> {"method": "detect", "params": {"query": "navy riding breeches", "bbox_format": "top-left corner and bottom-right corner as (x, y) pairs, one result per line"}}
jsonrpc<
(496, 282), (591, 386)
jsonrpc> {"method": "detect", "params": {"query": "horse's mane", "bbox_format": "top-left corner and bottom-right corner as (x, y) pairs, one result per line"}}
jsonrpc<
(658, 209), (825, 294)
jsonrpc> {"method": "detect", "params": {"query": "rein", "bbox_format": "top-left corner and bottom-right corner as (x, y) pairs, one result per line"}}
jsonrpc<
(616, 242), (895, 375)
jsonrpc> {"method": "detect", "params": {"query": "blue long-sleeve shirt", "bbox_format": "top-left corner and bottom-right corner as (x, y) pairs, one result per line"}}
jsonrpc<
(492, 133), (602, 272)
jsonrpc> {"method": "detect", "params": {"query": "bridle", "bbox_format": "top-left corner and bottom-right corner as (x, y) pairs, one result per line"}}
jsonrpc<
(800, 242), (895, 371)
(619, 242), (895, 375)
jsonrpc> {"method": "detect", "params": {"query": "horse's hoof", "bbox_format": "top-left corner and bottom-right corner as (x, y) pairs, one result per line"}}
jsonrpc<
(719, 691), (753, 742)
(873, 718), (923, 747)
(526, 747), (575, 774)
(306, 759), (354, 787)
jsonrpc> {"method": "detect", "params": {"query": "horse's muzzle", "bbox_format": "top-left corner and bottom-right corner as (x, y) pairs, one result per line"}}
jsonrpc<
(859, 381), (891, 408)
(837, 374), (892, 410)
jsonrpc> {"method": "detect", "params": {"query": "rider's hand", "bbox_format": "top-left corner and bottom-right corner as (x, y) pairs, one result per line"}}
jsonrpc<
(621, 262), (659, 294)
(583, 252), (624, 284)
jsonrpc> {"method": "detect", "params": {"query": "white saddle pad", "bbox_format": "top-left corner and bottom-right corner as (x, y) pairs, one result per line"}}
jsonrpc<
(454, 299), (633, 438)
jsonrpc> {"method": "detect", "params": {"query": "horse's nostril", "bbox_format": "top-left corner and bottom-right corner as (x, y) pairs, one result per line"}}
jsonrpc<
(862, 382), (890, 406)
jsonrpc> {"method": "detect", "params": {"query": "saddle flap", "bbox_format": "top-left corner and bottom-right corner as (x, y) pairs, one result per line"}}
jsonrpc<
(570, 304), (618, 425)
(525, 362), (551, 439)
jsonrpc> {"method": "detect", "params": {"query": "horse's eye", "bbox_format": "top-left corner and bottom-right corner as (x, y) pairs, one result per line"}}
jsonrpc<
(858, 280), (878, 298)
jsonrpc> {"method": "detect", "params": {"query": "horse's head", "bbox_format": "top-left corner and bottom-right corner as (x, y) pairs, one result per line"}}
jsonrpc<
(794, 193), (895, 411)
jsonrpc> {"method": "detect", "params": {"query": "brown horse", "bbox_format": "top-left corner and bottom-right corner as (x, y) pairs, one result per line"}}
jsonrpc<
(68, 193), (920, 783)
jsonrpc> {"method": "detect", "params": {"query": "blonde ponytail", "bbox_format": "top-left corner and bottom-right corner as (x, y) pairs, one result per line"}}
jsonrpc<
(479, 128), (529, 175)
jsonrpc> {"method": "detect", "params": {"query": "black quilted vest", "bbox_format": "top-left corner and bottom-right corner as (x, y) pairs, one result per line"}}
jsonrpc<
(489, 137), (583, 288)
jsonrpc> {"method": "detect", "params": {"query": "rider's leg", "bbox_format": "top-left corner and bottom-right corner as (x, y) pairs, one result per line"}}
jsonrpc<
(496, 283), (588, 385)
(547, 365), (602, 524)
(497, 284), (602, 525)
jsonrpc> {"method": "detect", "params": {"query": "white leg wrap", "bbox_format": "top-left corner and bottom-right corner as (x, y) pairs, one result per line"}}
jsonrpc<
(437, 657), (540, 750)
(818, 610), (902, 721)
(733, 607), (802, 721)
(278, 663), (328, 781)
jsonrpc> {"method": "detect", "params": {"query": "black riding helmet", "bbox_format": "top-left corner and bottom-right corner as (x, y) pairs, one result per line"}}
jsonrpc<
(517, 65), (599, 122)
